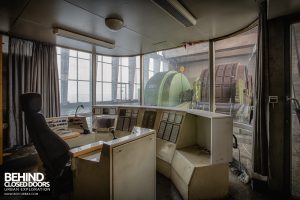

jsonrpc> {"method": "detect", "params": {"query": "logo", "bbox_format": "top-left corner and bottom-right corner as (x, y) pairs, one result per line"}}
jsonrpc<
(2, 172), (51, 196)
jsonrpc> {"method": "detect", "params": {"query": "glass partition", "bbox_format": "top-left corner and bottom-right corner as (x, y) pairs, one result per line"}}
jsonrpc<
(96, 55), (140, 105)
(143, 42), (209, 110)
(214, 27), (258, 171)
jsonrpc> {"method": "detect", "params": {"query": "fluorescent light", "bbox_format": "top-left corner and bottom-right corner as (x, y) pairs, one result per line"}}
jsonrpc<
(53, 28), (115, 49)
(152, 0), (197, 27)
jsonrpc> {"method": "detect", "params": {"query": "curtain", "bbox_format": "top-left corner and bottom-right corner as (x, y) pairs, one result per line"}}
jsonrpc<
(252, 0), (269, 177)
(8, 37), (60, 147)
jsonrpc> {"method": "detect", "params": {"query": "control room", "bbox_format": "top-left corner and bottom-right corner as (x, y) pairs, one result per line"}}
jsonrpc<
(0, 0), (300, 200)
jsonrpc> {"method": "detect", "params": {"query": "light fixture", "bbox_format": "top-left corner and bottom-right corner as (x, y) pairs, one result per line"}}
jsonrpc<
(105, 18), (124, 31)
(152, 0), (197, 27)
(53, 28), (115, 49)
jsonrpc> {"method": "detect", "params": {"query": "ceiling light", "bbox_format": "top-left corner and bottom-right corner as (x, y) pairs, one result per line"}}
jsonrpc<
(105, 18), (124, 31)
(152, 0), (197, 27)
(53, 28), (115, 49)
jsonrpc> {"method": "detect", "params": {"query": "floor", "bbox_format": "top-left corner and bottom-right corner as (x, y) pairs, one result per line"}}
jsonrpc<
(0, 145), (279, 200)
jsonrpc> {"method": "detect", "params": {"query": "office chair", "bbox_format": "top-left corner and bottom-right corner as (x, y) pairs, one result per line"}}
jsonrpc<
(20, 93), (72, 196)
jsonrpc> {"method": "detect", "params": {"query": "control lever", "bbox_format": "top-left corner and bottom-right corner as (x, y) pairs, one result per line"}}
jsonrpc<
(109, 127), (118, 140)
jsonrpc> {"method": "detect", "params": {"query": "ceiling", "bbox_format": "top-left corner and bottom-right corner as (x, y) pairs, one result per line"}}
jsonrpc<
(0, 0), (299, 56)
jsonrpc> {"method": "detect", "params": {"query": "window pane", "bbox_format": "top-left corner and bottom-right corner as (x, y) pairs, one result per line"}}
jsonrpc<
(143, 42), (209, 108)
(68, 81), (77, 103)
(149, 71), (154, 79)
(118, 66), (122, 83)
(136, 56), (140, 68)
(149, 58), (154, 71)
(103, 63), (112, 82)
(96, 82), (102, 102)
(57, 55), (61, 79)
(117, 84), (128, 100)
(97, 62), (102, 81)
(103, 82), (112, 101)
(122, 67), (129, 83)
(69, 49), (77, 57)
(121, 57), (129, 66)
(78, 81), (90, 102)
(134, 68), (140, 84)
(97, 55), (102, 62)
(78, 59), (90, 80)
(103, 56), (112, 63)
(134, 84), (140, 100)
(78, 51), (90, 59)
(56, 47), (61, 54)
(68, 57), (77, 79)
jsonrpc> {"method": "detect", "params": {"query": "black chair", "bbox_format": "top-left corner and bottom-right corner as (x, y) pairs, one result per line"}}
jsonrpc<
(20, 93), (72, 196)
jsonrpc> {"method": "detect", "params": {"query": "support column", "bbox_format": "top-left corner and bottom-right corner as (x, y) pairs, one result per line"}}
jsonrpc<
(209, 40), (215, 112)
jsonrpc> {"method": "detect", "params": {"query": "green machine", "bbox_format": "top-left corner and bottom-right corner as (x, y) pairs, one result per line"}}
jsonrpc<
(144, 71), (192, 107)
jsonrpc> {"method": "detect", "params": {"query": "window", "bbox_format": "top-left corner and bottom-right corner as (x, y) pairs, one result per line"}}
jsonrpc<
(57, 47), (92, 116)
(96, 56), (113, 102)
(143, 42), (209, 109)
(96, 55), (140, 104)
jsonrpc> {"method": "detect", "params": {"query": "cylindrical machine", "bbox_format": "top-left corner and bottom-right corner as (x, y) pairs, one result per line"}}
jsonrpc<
(194, 63), (253, 119)
(144, 71), (192, 107)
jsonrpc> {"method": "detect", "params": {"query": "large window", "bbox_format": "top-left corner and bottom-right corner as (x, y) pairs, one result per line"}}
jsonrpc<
(57, 47), (92, 115)
(143, 43), (209, 109)
(96, 55), (140, 104)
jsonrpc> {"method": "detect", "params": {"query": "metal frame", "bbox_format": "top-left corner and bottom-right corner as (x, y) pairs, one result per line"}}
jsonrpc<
(140, 55), (144, 105)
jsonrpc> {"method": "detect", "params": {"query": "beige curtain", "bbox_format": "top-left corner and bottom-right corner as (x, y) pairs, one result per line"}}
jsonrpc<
(8, 37), (60, 147)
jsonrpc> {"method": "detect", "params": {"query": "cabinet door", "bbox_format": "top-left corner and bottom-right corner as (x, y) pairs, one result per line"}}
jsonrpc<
(112, 134), (156, 200)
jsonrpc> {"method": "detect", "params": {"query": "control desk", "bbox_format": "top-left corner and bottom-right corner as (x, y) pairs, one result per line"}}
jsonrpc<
(46, 105), (232, 200)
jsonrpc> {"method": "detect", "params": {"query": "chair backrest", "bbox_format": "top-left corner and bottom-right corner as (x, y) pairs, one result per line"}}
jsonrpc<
(20, 93), (70, 177)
